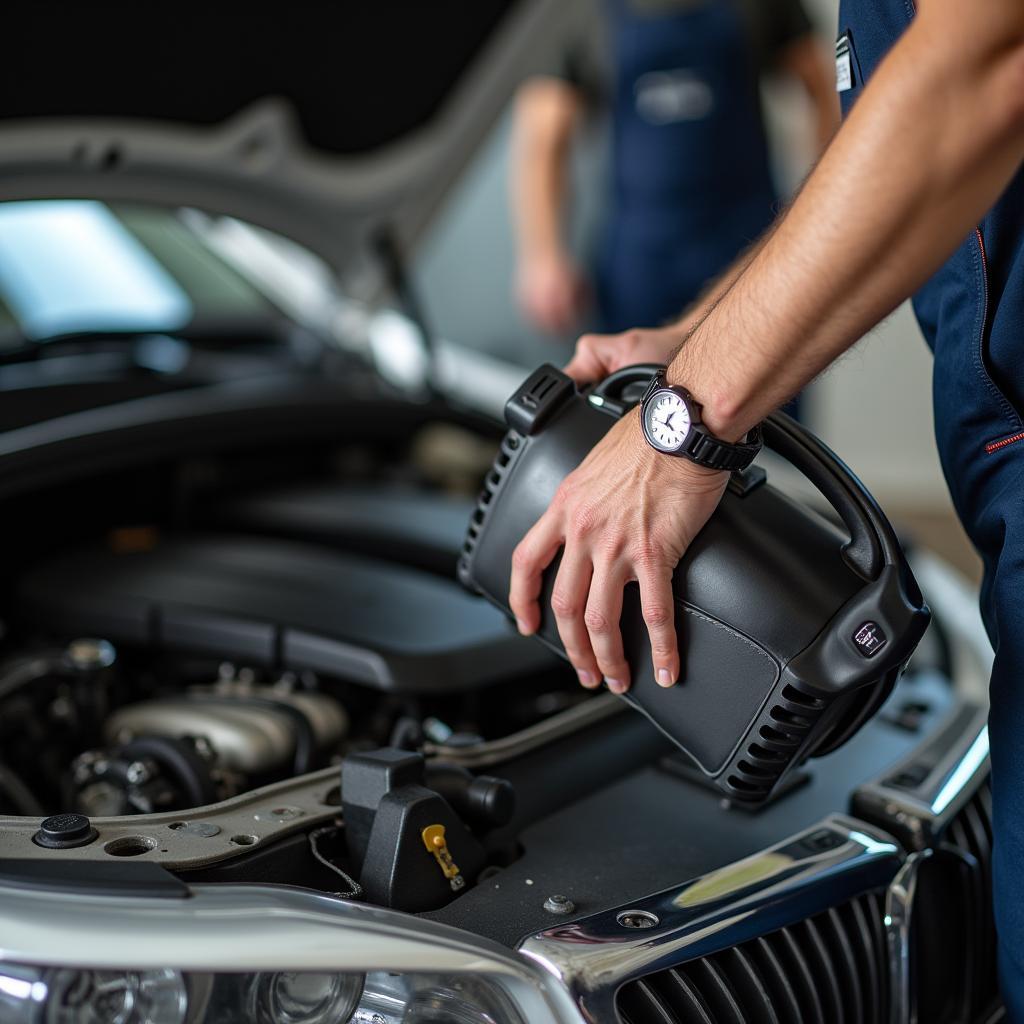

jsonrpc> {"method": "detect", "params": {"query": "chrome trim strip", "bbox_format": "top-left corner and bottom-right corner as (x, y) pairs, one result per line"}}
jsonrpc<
(853, 704), (989, 850)
(518, 815), (903, 1023)
(886, 850), (930, 1024)
(0, 882), (585, 1024)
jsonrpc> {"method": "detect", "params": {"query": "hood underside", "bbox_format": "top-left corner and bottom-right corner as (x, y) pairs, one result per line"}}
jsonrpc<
(0, 1), (579, 297)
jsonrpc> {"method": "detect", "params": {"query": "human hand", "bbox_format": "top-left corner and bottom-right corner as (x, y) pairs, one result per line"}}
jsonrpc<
(509, 409), (728, 694)
(516, 251), (588, 336)
(564, 325), (683, 383)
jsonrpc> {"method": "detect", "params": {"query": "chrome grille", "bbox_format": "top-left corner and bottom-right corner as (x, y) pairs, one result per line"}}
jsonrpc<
(617, 891), (889, 1024)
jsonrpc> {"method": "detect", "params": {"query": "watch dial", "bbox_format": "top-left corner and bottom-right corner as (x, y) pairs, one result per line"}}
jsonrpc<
(646, 393), (691, 451)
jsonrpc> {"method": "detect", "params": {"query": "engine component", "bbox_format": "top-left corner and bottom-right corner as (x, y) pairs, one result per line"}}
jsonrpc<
(70, 735), (218, 816)
(424, 761), (515, 829)
(104, 679), (348, 777)
(63, 675), (348, 816)
(460, 364), (931, 805)
(341, 748), (487, 912)
(16, 534), (557, 695)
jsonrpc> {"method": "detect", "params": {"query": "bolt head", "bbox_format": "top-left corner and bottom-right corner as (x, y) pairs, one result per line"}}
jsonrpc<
(543, 894), (576, 915)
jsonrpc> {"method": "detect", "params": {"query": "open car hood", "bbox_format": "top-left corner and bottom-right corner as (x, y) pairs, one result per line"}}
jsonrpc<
(0, 1), (575, 298)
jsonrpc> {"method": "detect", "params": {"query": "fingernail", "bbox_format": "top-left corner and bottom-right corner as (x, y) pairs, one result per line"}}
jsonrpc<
(657, 668), (674, 687)
(516, 618), (532, 636)
(578, 670), (595, 688)
(605, 678), (626, 695)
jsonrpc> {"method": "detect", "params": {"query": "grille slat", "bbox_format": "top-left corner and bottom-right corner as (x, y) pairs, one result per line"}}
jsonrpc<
(823, 906), (865, 1023)
(723, 946), (780, 1024)
(799, 917), (847, 1024)
(778, 928), (824, 1023)
(619, 979), (677, 1024)
(663, 971), (715, 1024)
(688, 959), (745, 1021)
(909, 775), (998, 1022)
(617, 892), (886, 1024)
(749, 936), (804, 1024)
(847, 895), (883, 1024)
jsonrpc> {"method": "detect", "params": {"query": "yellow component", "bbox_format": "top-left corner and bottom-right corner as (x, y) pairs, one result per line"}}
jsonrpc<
(421, 824), (464, 889)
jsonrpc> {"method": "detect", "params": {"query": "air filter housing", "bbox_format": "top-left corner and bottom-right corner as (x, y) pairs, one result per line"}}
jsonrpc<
(459, 364), (930, 804)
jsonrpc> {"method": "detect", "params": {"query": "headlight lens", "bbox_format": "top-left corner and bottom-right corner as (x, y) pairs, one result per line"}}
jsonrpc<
(0, 965), (187, 1024)
(0, 964), (523, 1024)
(246, 971), (363, 1024)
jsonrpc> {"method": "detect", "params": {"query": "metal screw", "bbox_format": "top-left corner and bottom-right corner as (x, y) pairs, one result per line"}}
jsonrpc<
(543, 894), (576, 915)
(617, 909), (659, 930)
(125, 761), (150, 785)
(191, 736), (215, 761)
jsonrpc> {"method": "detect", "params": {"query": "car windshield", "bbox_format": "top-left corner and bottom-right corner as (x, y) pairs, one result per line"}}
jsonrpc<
(0, 200), (280, 350)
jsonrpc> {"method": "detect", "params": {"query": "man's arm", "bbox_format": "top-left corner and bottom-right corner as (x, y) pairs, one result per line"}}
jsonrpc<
(511, 77), (588, 335)
(678, 0), (1024, 442)
(511, 0), (1024, 694)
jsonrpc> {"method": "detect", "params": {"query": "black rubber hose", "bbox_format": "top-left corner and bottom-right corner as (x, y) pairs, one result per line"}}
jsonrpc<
(0, 651), (67, 702)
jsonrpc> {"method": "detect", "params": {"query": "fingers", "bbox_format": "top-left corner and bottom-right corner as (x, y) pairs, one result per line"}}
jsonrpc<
(564, 332), (617, 383)
(638, 566), (680, 687)
(550, 552), (601, 688)
(585, 565), (630, 693)
(509, 512), (562, 636)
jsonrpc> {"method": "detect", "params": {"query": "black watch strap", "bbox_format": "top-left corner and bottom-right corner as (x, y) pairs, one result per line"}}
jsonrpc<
(682, 423), (763, 472)
(642, 370), (763, 472)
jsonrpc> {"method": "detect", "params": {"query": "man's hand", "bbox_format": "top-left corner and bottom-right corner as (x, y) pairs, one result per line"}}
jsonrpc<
(509, 410), (728, 694)
(564, 325), (682, 383)
(516, 250), (588, 336)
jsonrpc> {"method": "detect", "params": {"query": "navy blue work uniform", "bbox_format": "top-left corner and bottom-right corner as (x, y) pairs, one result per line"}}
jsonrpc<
(839, 3), (1024, 1017)
(595, 0), (799, 332)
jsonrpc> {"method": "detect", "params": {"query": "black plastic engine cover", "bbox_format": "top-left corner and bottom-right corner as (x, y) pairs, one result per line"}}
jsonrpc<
(16, 534), (556, 694)
(459, 365), (930, 803)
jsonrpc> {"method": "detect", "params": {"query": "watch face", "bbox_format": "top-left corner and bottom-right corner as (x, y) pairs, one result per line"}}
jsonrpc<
(644, 391), (692, 452)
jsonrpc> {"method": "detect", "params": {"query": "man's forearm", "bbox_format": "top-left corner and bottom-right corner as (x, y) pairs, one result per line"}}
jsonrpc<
(670, 0), (1024, 441)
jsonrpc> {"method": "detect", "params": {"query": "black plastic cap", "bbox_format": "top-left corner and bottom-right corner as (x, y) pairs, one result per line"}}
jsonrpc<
(467, 776), (516, 827)
(33, 813), (98, 850)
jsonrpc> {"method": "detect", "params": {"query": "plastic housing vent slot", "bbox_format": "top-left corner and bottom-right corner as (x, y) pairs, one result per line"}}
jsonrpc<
(617, 891), (889, 1024)
(726, 683), (833, 801)
(459, 433), (522, 572)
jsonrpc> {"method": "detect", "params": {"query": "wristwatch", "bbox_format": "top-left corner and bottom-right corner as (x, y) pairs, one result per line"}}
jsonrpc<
(639, 369), (762, 472)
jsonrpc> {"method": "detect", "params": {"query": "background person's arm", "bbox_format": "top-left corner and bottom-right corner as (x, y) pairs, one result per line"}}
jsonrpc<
(776, 32), (841, 153)
(511, 77), (588, 335)
(511, 0), (1024, 694)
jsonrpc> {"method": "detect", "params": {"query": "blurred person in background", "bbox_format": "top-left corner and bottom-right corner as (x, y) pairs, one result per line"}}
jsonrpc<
(511, 0), (838, 338)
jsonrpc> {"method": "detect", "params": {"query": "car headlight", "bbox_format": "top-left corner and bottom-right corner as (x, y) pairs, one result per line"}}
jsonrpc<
(0, 883), (580, 1024)
(0, 963), (525, 1023)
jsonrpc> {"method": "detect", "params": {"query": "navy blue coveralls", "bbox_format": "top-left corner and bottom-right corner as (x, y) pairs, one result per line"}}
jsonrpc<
(597, 0), (779, 333)
(839, 2), (1024, 1015)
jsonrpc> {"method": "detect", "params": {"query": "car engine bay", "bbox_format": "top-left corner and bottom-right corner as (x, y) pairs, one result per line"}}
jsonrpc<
(0, 396), (999, 1020)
